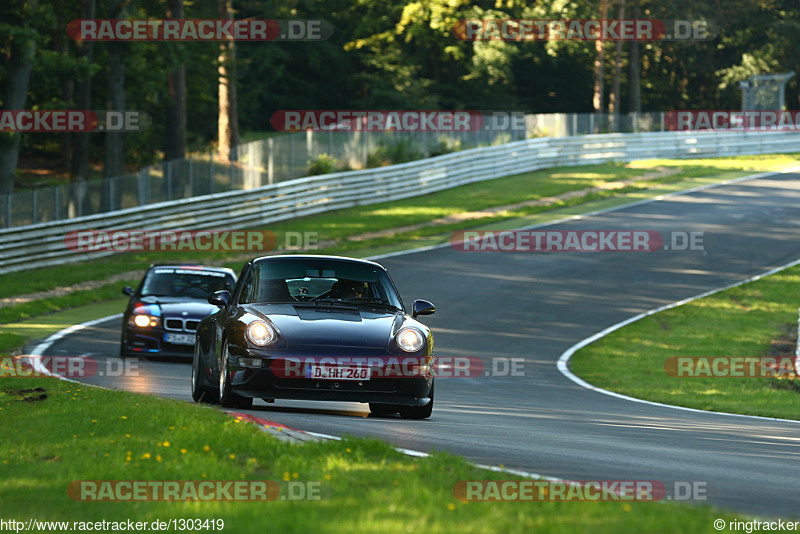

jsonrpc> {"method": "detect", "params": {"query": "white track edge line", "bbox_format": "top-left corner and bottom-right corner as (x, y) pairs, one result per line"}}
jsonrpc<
(557, 258), (800, 425)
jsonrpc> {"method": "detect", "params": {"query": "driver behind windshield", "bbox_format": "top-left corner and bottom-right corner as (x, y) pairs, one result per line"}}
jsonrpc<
(332, 279), (367, 299)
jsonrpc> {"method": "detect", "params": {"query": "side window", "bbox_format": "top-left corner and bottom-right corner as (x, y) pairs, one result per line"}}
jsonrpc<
(238, 266), (258, 304)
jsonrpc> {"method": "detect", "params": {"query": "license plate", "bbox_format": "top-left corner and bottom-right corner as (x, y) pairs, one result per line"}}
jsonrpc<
(305, 365), (370, 381)
(164, 333), (196, 346)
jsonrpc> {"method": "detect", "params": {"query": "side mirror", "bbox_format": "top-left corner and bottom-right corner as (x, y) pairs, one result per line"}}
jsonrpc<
(208, 290), (231, 308)
(412, 299), (435, 318)
(122, 286), (133, 296)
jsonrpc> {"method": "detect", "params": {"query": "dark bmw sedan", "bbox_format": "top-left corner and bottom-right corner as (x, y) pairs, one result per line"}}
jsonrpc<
(192, 255), (436, 418)
(121, 265), (237, 359)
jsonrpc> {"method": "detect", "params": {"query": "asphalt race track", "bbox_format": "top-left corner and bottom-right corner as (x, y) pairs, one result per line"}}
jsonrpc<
(41, 171), (800, 516)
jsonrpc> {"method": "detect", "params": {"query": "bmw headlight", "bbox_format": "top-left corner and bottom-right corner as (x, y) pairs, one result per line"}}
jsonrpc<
(131, 314), (159, 328)
(246, 320), (277, 346)
(396, 327), (425, 352)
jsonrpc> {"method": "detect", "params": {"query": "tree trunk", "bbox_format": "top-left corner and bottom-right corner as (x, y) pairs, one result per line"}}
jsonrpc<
(592, 0), (609, 132)
(628, 0), (641, 114)
(103, 0), (125, 211)
(218, 0), (240, 162)
(164, 0), (186, 162)
(70, 0), (96, 218)
(0, 37), (35, 197)
(610, 0), (625, 131)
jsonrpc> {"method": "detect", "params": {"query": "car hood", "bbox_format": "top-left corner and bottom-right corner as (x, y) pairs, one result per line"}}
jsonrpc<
(244, 303), (405, 348)
(136, 297), (218, 318)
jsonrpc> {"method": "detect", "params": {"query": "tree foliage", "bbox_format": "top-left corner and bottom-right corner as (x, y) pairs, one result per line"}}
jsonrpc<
(1, 0), (799, 191)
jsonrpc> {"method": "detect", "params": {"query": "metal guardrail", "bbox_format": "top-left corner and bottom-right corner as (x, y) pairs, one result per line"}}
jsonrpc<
(1, 129), (798, 275)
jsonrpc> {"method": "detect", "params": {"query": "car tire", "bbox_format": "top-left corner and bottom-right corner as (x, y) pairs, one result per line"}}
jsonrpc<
(192, 343), (218, 404)
(398, 381), (434, 420)
(369, 403), (398, 416)
(218, 341), (253, 409)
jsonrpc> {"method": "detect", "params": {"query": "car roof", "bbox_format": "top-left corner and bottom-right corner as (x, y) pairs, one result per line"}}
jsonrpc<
(248, 254), (386, 270)
(147, 264), (236, 275)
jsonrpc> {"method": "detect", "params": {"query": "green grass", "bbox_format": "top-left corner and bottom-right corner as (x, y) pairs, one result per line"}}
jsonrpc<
(1, 299), (127, 344)
(0, 375), (739, 533)
(2, 153), (799, 303)
(570, 265), (800, 420)
(0, 281), (137, 325)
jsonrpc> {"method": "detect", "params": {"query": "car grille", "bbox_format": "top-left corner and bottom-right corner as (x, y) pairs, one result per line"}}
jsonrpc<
(164, 318), (199, 332)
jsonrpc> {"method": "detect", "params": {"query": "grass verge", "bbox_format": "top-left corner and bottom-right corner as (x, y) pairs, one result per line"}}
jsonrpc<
(0, 375), (738, 533)
(569, 265), (800, 420)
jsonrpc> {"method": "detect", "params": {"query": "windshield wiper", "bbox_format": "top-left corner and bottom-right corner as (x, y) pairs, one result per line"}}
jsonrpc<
(346, 297), (401, 310)
(310, 298), (355, 306)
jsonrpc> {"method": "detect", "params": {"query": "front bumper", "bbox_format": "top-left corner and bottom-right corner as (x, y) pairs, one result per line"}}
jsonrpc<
(226, 344), (434, 406)
(123, 327), (195, 358)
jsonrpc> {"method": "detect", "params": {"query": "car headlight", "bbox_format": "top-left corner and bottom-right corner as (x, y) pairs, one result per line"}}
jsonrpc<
(131, 314), (159, 328)
(396, 327), (425, 352)
(246, 321), (277, 346)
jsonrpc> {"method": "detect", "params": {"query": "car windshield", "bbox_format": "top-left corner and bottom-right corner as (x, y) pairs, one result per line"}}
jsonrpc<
(238, 258), (403, 309)
(141, 268), (235, 298)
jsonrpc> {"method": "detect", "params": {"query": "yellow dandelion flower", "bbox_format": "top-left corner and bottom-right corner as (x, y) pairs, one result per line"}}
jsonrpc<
(203, 445), (210, 452)
(168, 426), (175, 430)
(283, 472), (291, 482)
(180, 449), (187, 454)
(125, 434), (131, 438)
(141, 452), (151, 460)
(201, 473), (207, 479)
(120, 416), (127, 420)
(623, 504), (631, 512)
(447, 503), (456, 511)
(91, 420), (97, 423)
(324, 474), (331, 480)
(73, 435), (78, 438)
(346, 448), (351, 453)
(292, 473), (299, 479)
(163, 441), (170, 447)
(156, 455), (162, 463)
(229, 454), (236, 460)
